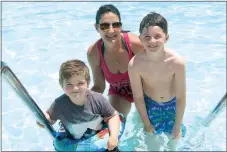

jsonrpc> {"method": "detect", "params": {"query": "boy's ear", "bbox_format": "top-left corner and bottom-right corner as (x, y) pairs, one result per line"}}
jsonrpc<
(166, 34), (169, 41)
(87, 80), (90, 87)
(94, 23), (98, 32)
(139, 35), (142, 42)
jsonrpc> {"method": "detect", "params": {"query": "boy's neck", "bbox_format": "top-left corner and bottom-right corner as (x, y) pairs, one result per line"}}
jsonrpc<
(146, 47), (166, 62)
(69, 95), (87, 106)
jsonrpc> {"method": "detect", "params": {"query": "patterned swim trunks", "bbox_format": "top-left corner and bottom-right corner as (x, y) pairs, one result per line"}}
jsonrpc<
(144, 94), (185, 136)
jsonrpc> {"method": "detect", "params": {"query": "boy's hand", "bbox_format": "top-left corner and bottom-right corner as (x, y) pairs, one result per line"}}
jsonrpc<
(107, 136), (118, 151)
(36, 121), (45, 128)
(36, 112), (53, 128)
(171, 125), (182, 139)
(144, 123), (155, 135)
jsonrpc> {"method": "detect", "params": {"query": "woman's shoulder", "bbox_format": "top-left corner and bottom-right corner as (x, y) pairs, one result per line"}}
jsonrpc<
(126, 32), (144, 55)
(87, 39), (102, 55)
(87, 39), (101, 64)
(126, 33), (139, 43)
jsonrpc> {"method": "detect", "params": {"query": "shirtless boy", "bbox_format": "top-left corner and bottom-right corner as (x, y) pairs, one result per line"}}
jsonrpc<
(128, 12), (186, 151)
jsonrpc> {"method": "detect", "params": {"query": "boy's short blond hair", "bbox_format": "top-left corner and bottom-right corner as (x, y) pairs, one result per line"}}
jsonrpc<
(59, 59), (90, 87)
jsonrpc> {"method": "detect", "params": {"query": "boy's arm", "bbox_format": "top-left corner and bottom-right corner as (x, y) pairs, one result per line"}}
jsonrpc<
(104, 111), (120, 151)
(45, 112), (56, 125)
(104, 111), (120, 139)
(174, 58), (186, 128)
(99, 95), (120, 139)
(36, 112), (56, 128)
(128, 58), (153, 130)
(37, 101), (58, 128)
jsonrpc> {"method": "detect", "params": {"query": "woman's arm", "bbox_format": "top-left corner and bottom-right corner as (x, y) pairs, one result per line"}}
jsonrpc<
(87, 43), (106, 93)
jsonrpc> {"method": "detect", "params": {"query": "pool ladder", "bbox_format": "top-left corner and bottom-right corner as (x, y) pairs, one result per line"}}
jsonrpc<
(1, 61), (56, 138)
(201, 92), (226, 127)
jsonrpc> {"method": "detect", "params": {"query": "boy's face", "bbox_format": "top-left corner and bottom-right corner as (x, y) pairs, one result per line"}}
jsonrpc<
(62, 75), (89, 103)
(139, 26), (169, 52)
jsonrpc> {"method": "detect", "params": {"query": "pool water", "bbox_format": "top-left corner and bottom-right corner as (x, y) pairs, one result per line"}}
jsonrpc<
(2, 2), (226, 151)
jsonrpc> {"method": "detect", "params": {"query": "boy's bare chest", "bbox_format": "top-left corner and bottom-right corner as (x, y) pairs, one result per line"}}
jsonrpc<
(140, 63), (175, 82)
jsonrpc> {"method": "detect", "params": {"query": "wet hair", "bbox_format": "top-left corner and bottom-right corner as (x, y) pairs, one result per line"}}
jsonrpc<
(59, 59), (90, 87)
(139, 12), (168, 35)
(95, 4), (121, 24)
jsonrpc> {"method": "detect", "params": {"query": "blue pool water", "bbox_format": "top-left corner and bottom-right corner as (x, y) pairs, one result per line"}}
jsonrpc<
(2, 2), (226, 151)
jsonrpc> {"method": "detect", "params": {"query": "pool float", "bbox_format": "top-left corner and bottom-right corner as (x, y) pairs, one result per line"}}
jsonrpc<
(1, 61), (126, 151)
(54, 114), (125, 151)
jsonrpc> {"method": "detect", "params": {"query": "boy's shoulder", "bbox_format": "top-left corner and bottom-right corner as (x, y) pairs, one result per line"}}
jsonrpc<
(87, 90), (107, 104)
(165, 49), (185, 65)
(54, 94), (68, 104)
(87, 90), (105, 100)
(128, 50), (146, 68)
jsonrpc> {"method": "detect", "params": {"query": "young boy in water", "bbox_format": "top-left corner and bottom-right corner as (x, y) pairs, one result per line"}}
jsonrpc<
(128, 12), (186, 151)
(37, 59), (120, 151)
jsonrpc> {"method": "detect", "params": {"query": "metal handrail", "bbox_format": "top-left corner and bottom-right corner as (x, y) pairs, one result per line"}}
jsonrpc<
(201, 92), (226, 127)
(1, 61), (56, 138)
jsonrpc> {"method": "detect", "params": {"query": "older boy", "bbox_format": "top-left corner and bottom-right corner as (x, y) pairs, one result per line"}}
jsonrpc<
(128, 12), (186, 151)
(37, 59), (120, 151)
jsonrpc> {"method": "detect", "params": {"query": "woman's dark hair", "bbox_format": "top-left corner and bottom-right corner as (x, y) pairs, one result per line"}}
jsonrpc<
(96, 4), (121, 24)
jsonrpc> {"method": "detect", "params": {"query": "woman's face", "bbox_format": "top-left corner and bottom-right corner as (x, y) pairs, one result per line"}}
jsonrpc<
(96, 12), (122, 43)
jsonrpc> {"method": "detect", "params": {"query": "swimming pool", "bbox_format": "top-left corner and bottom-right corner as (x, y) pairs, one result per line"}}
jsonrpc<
(2, 2), (226, 151)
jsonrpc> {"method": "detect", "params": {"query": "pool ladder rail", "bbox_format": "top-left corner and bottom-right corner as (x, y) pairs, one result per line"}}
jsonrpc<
(201, 92), (226, 127)
(1, 61), (57, 138)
